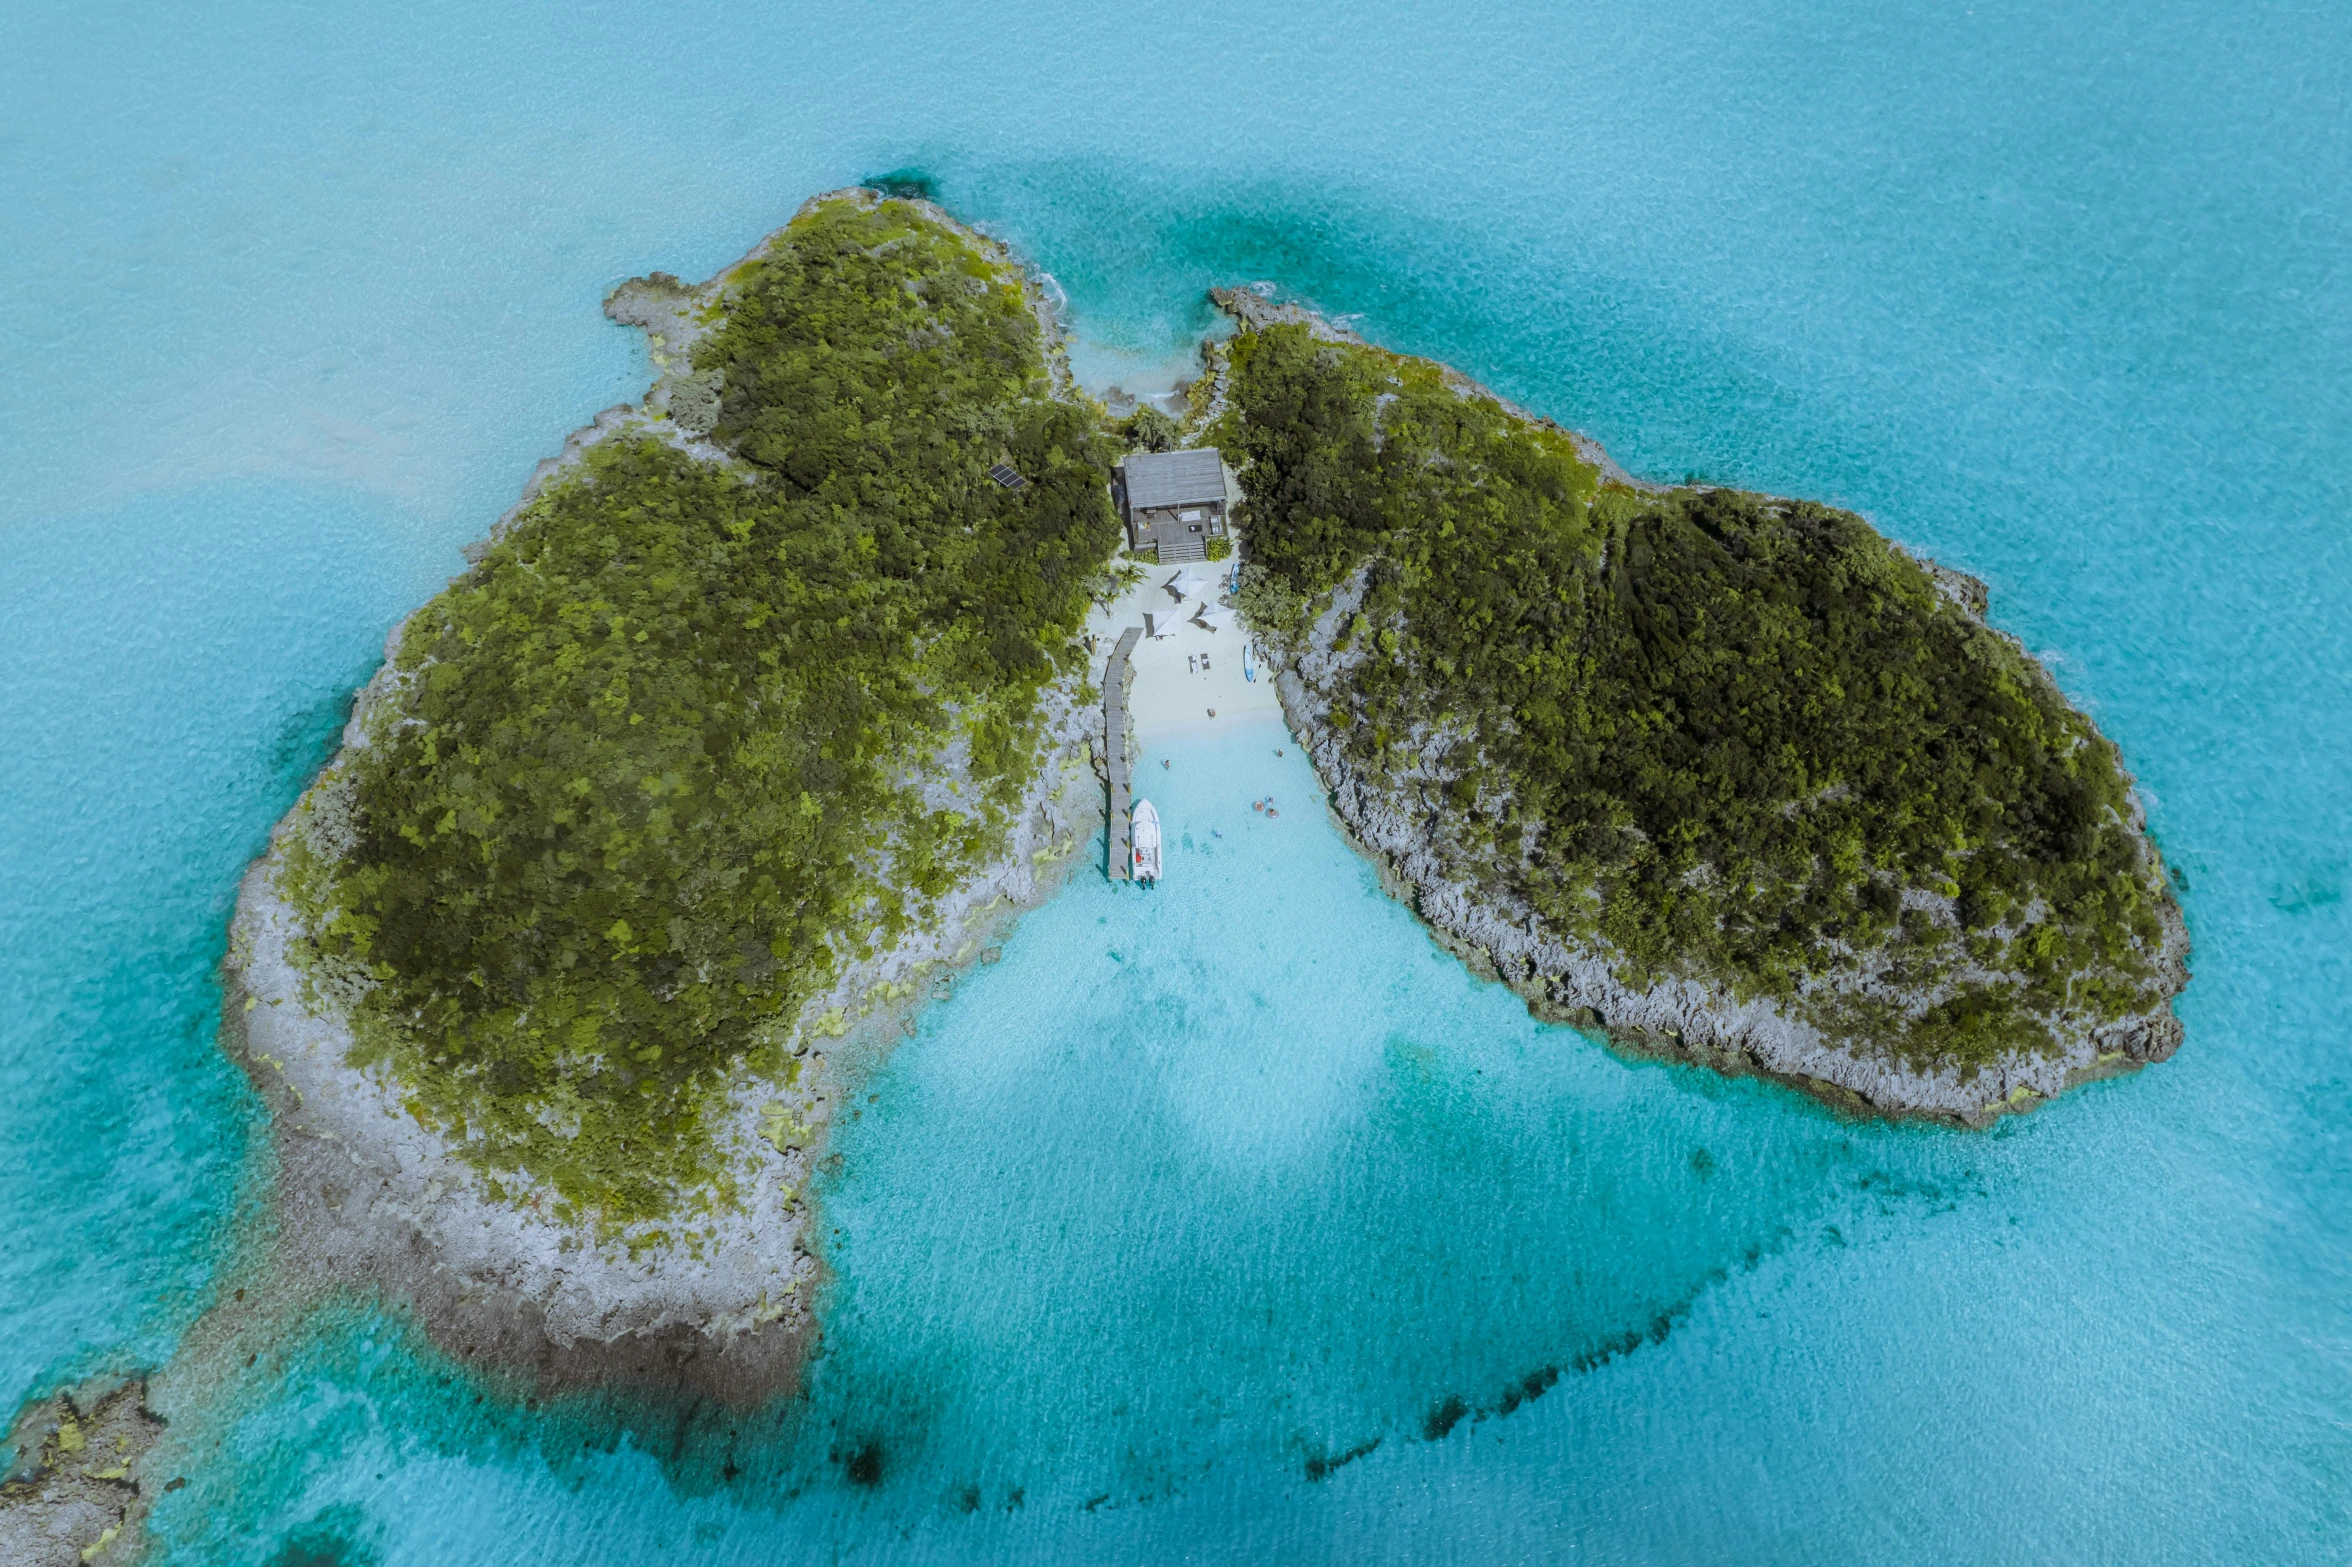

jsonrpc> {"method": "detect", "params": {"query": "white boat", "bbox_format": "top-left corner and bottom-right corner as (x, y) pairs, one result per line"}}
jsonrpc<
(1131, 798), (1163, 885)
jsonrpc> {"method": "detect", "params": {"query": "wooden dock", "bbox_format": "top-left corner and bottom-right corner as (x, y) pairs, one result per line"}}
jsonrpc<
(1105, 625), (1142, 880)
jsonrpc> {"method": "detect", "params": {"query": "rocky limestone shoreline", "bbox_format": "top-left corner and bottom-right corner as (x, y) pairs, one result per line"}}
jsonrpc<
(1275, 648), (2184, 1126)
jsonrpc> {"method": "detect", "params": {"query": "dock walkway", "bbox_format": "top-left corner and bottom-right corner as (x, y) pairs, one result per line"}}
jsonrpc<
(1104, 626), (1142, 880)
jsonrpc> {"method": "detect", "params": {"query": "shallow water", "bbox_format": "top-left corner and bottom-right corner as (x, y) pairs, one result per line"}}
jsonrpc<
(4, 0), (2348, 1560)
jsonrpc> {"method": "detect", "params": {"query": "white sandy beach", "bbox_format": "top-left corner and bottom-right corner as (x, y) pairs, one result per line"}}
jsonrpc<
(1085, 561), (1288, 751)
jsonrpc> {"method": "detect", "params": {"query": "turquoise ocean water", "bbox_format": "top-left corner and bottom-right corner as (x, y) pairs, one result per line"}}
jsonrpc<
(4, 0), (2346, 1560)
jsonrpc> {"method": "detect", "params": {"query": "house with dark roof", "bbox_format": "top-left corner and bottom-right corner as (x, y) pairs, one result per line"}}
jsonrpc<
(1116, 448), (1231, 563)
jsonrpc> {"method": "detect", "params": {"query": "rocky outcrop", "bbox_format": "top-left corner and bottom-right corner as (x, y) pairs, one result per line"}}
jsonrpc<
(0, 1380), (163, 1567)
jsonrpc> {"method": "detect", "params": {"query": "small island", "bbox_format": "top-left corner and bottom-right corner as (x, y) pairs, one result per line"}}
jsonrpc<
(229, 190), (1119, 1399)
(218, 188), (2187, 1408)
(1205, 289), (2188, 1122)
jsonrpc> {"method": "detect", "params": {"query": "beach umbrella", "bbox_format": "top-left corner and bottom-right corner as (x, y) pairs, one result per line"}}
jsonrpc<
(1196, 601), (1236, 628)
(1165, 569), (1209, 600)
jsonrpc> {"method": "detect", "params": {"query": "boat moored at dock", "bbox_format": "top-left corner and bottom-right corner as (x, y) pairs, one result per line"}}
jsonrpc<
(1130, 799), (1163, 885)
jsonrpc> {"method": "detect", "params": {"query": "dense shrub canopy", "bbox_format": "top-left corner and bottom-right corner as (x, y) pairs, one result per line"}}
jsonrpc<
(289, 200), (1118, 1216)
(1224, 324), (2173, 1069)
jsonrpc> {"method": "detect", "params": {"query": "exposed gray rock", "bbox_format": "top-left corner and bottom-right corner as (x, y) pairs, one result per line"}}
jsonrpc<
(0, 1380), (163, 1567)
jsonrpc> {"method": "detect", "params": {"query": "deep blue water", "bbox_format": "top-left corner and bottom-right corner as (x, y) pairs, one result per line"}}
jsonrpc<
(3, 1), (2347, 1561)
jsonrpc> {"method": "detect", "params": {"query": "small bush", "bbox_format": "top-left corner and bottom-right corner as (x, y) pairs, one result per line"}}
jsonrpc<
(664, 370), (721, 435)
(1120, 404), (1181, 453)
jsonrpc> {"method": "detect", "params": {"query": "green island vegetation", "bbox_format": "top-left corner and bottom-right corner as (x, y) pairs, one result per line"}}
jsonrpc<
(1220, 323), (2178, 1073)
(278, 197), (1119, 1220)
(1118, 404), (1182, 453)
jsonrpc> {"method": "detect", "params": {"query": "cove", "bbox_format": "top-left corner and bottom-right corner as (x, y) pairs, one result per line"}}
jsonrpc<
(140, 718), (2009, 1563)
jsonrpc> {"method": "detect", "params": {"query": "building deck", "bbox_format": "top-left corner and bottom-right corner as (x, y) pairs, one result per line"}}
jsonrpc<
(1105, 625), (1142, 880)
